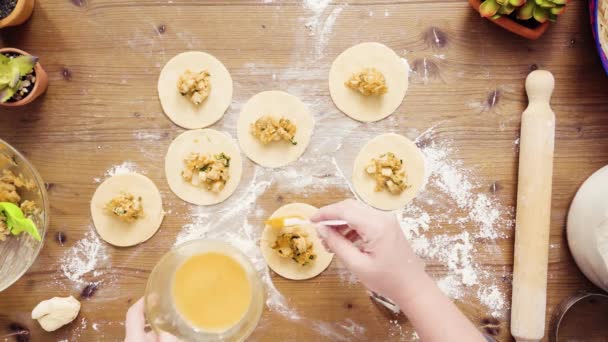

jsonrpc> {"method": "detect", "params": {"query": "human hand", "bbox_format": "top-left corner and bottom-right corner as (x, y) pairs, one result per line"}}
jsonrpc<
(311, 199), (425, 301)
(125, 298), (177, 342)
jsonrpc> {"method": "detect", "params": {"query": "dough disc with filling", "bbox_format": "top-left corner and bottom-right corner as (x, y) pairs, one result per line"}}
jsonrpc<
(91, 173), (164, 247)
(329, 42), (409, 122)
(353, 133), (425, 211)
(165, 129), (243, 205)
(237, 91), (314, 168)
(158, 51), (233, 129)
(261, 203), (333, 280)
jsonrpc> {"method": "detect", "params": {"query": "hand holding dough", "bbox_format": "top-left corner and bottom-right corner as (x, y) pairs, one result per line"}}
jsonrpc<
(32, 296), (81, 332)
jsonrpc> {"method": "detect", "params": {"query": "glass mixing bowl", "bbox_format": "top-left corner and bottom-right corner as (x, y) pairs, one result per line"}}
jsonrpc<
(0, 139), (49, 292)
(145, 239), (264, 342)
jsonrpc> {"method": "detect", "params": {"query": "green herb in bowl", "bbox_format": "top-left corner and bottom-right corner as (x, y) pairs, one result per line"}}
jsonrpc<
(0, 202), (40, 241)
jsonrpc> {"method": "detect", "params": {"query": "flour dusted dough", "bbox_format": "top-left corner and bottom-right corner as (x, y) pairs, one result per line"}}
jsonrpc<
(353, 133), (425, 211)
(237, 91), (314, 168)
(91, 173), (164, 247)
(165, 129), (243, 205)
(567, 165), (608, 292)
(32, 296), (81, 332)
(329, 42), (409, 122)
(261, 203), (333, 280)
(158, 51), (233, 129)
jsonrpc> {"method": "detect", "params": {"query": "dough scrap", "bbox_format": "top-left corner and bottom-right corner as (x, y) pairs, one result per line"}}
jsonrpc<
(91, 173), (164, 247)
(237, 91), (314, 168)
(329, 42), (409, 122)
(31, 296), (81, 332)
(353, 133), (425, 211)
(165, 129), (243, 205)
(261, 203), (333, 280)
(158, 51), (233, 129)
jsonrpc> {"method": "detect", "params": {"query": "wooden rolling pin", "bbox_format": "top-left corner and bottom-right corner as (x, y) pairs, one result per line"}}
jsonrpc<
(511, 70), (556, 342)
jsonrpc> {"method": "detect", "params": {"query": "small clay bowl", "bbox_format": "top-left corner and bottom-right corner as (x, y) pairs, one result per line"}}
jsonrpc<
(0, 47), (48, 107)
(468, 0), (550, 40)
(0, 0), (35, 29)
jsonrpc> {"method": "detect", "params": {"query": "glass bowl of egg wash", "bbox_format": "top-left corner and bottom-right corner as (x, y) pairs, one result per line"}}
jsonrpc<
(145, 239), (264, 341)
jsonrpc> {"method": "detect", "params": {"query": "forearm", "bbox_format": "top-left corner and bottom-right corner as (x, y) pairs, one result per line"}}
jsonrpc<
(393, 272), (485, 342)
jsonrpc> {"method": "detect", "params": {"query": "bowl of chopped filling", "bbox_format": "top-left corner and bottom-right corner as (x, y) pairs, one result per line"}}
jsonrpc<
(0, 139), (48, 292)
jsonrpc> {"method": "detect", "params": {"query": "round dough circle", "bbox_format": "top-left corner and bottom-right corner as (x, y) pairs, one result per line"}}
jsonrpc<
(165, 129), (243, 206)
(329, 42), (409, 122)
(353, 133), (425, 211)
(261, 203), (334, 280)
(91, 173), (164, 247)
(158, 51), (233, 129)
(237, 91), (314, 168)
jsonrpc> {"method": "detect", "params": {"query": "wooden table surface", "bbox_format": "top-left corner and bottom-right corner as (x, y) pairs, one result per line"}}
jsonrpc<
(1, 0), (608, 341)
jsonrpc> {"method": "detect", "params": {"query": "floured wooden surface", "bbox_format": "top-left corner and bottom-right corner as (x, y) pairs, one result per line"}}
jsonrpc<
(1, 1), (607, 341)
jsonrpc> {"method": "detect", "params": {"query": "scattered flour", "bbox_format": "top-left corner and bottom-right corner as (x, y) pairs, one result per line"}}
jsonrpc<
(477, 284), (506, 318)
(60, 229), (109, 285)
(398, 133), (513, 318)
(94, 161), (139, 183)
(302, 0), (346, 59)
(316, 7), (343, 58)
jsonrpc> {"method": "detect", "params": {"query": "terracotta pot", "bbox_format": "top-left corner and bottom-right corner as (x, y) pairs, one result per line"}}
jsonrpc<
(0, 0), (35, 29)
(469, 0), (551, 40)
(0, 48), (48, 107)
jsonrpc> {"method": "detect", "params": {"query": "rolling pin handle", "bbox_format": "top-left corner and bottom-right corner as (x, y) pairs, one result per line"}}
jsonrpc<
(525, 70), (555, 103)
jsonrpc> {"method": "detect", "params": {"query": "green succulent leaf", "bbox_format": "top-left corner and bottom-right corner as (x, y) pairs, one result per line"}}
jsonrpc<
(8, 67), (20, 89)
(509, 0), (526, 6)
(11, 55), (37, 77)
(533, 5), (550, 22)
(517, 0), (536, 19)
(0, 87), (16, 103)
(539, 0), (556, 8)
(0, 202), (41, 241)
(551, 0), (567, 4)
(550, 5), (565, 15)
(0, 54), (9, 65)
(548, 13), (558, 21)
(535, 0), (543, 5)
(480, 0), (501, 17)
(498, 4), (515, 14)
(496, 0), (508, 5)
(0, 64), (12, 85)
(491, 13), (502, 19)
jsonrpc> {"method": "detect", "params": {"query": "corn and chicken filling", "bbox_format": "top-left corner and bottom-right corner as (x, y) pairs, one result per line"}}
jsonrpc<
(272, 231), (316, 266)
(251, 115), (298, 145)
(366, 152), (409, 195)
(0, 169), (38, 241)
(105, 192), (144, 223)
(345, 68), (388, 96)
(177, 70), (211, 105)
(182, 152), (231, 193)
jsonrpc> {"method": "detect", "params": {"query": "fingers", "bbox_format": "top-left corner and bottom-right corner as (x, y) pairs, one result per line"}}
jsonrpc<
(125, 298), (146, 342)
(317, 224), (368, 271)
(312, 199), (382, 239)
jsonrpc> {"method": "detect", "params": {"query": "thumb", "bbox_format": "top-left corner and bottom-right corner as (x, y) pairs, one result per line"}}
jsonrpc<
(317, 224), (367, 271)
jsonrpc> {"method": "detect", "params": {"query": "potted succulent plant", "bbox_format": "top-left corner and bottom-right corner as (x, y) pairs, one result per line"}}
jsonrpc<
(469, 0), (568, 40)
(0, 48), (48, 107)
(0, 0), (35, 29)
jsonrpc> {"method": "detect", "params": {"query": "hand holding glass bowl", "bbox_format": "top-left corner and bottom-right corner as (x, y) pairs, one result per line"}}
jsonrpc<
(144, 239), (264, 342)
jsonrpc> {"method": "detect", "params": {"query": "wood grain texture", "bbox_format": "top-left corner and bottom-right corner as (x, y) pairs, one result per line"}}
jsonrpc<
(0, 0), (607, 341)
